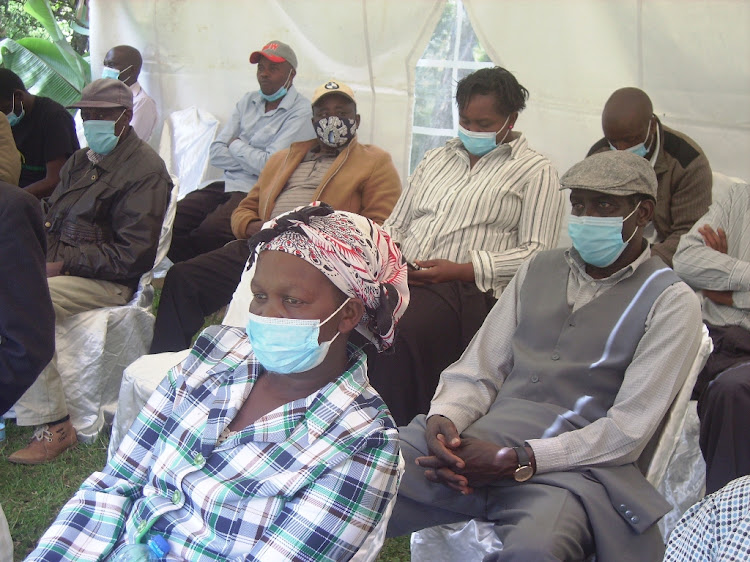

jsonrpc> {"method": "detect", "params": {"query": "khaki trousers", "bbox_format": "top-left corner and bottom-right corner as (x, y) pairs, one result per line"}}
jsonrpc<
(14, 276), (132, 426)
(0, 502), (12, 562)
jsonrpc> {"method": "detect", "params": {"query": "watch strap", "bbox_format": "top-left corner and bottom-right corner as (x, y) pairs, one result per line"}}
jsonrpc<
(513, 446), (530, 468)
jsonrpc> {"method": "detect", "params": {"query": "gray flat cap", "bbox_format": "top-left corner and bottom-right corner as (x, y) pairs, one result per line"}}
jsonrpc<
(67, 79), (133, 110)
(560, 151), (657, 199)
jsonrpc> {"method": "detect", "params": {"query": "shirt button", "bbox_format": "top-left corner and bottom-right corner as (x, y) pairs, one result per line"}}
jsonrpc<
(137, 521), (147, 533)
(193, 452), (204, 465)
(91, 174), (97, 180)
(531, 375), (539, 383)
(551, 353), (560, 360)
(172, 490), (182, 504)
(44, 221), (51, 228)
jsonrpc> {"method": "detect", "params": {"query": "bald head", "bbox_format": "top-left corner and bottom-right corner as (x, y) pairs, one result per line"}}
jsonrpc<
(103, 45), (143, 86)
(601, 88), (656, 153)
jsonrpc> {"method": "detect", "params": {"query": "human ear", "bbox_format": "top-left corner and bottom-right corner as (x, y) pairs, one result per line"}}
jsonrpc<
(636, 198), (655, 227)
(337, 299), (365, 334)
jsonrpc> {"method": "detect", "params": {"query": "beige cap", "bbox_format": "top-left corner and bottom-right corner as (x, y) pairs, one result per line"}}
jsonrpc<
(312, 80), (356, 106)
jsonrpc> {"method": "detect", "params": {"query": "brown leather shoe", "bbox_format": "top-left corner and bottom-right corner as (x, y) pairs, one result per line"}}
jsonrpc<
(7, 420), (78, 465)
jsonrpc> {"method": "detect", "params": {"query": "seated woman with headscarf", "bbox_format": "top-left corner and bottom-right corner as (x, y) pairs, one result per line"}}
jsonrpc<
(28, 203), (409, 562)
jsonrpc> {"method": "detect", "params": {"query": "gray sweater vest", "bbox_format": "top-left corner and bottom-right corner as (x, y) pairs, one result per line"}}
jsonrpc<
(466, 249), (680, 446)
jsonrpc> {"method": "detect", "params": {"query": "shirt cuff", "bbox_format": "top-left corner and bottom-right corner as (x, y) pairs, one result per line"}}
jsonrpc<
(729, 261), (750, 292)
(469, 250), (493, 293)
(525, 438), (568, 474)
(426, 405), (475, 435)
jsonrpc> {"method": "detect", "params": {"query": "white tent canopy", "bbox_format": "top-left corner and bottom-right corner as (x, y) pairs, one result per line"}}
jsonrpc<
(90, 0), (750, 184)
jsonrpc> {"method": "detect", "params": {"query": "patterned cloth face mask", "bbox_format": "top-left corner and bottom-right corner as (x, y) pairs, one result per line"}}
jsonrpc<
(245, 298), (351, 374)
(314, 116), (358, 148)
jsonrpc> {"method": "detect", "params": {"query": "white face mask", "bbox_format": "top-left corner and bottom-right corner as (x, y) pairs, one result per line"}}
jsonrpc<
(245, 298), (350, 374)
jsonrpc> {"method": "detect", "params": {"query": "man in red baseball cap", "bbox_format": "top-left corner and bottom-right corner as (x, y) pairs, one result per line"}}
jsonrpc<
(167, 40), (312, 266)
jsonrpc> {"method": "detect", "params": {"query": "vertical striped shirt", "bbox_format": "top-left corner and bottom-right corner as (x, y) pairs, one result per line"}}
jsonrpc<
(383, 134), (564, 294)
(673, 182), (750, 331)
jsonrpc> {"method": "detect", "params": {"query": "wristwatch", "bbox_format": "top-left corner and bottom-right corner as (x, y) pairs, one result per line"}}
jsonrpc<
(512, 446), (534, 482)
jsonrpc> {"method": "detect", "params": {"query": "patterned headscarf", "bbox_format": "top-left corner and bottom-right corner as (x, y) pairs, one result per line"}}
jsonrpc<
(248, 202), (409, 352)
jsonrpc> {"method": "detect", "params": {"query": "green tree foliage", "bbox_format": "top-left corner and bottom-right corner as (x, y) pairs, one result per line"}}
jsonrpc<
(0, 0), (88, 55)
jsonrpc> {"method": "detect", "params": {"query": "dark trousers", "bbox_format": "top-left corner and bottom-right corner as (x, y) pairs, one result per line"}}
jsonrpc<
(150, 239), (250, 353)
(365, 281), (495, 426)
(167, 181), (247, 264)
(697, 324), (750, 494)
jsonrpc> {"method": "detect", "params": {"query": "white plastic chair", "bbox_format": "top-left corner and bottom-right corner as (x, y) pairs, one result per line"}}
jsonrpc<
(109, 257), (255, 457)
(158, 106), (222, 201)
(409, 324), (713, 560)
(56, 178), (179, 443)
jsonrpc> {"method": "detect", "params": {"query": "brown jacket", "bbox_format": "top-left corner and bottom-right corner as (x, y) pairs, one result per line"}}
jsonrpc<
(230, 138), (401, 238)
(588, 119), (712, 266)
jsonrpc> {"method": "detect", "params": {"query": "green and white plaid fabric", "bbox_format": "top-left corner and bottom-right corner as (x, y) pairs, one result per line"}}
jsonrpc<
(29, 325), (400, 561)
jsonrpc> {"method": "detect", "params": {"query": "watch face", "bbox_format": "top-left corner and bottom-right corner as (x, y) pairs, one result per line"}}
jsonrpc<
(514, 465), (534, 482)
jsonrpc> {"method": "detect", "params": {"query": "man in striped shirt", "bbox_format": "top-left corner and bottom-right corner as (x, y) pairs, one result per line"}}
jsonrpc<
(368, 66), (565, 425)
(673, 181), (750, 494)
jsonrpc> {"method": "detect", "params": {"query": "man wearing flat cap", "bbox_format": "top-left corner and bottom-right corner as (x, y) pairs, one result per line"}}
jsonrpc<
(387, 151), (703, 561)
(167, 40), (314, 264)
(8, 78), (172, 465)
(150, 79), (401, 353)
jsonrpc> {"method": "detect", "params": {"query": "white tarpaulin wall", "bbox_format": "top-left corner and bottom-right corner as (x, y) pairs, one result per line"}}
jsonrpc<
(89, 0), (750, 185)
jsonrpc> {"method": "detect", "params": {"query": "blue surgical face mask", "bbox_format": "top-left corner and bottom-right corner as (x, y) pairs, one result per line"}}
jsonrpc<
(5, 95), (24, 127)
(314, 116), (357, 148)
(457, 114), (511, 157)
(259, 70), (292, 103)
(83, 110), (126, 155)
(568, 202), (641, 268)
(609, 120), (652, 158)
(102, 64), (133, 81)
(245, 298), (350, 374)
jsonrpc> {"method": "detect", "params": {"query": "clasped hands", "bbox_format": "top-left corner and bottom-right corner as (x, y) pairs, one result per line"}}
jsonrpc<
(416, 415), (529, 495)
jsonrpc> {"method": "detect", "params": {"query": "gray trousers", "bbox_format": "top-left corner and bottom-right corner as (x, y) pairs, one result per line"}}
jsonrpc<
(387, 415), (595, 562)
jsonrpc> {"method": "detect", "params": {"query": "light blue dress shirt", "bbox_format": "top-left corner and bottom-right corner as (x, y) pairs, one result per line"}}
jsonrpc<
(209, 85), (314, 193)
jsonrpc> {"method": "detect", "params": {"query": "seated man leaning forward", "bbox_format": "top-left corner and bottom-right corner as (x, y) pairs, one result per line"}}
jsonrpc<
(386, 151), (703, 561)
(149, 79), (401, 354)
(27, 203), (408, 562)
(588, 87), (712, 266)
(0, 68), (79, 197)
(8, 79), (172, 465)
(371, 66), (564, 425)
(673, 181), (750, 495)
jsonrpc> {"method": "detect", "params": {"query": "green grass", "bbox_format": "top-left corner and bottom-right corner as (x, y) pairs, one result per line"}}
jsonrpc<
(0, 420), (110, 560)
(0, 287), (411, 560)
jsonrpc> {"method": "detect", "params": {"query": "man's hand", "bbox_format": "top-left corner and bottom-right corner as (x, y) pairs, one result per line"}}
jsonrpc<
(244, 220), (263, 239)
(408, 259), (474, 286)
(703, 289), (734, 307)
(699, 225), (728, 254)
(46, 261), (64, 278)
